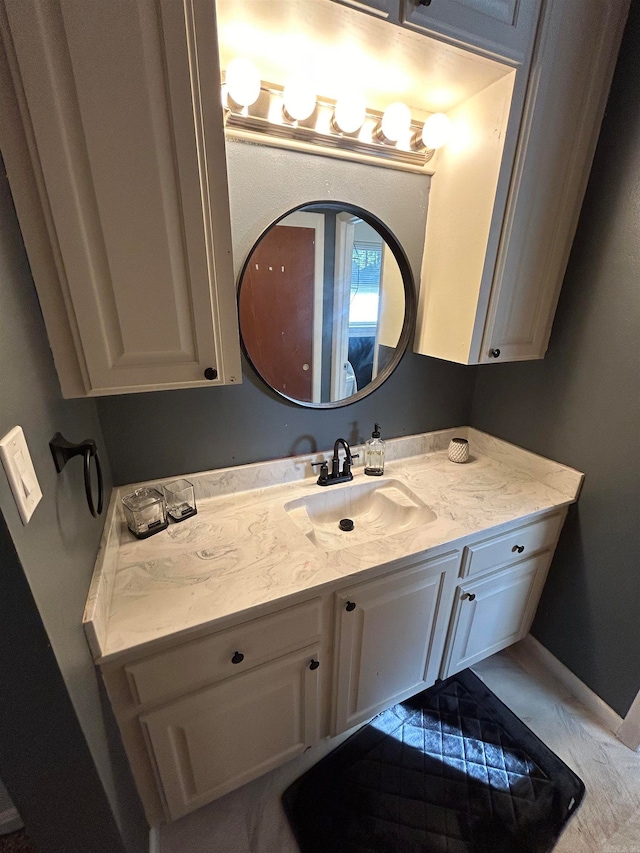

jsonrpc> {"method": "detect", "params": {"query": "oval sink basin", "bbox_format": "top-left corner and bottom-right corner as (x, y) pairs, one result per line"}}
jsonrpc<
(284, 479), (436, 551)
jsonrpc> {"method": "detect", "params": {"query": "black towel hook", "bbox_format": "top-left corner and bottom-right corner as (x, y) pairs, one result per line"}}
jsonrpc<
(49, 432), (104, 518)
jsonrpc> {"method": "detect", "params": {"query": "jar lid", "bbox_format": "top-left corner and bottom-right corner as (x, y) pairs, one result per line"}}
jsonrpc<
(122, 487), (163, 511)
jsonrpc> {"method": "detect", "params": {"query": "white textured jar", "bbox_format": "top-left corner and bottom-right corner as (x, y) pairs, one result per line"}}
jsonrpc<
(448, 437), (470, 463)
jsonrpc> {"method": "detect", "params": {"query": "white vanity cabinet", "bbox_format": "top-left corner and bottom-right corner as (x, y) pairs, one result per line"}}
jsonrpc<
(332, 551), (459, 734)
(97, 496), (575, 825)
(103, 598), (324, 823)
(0, 0), (241, 397)
(441, 512), (566, 677)
(442, 555), (550, 677)
(141, 646), (321, 821)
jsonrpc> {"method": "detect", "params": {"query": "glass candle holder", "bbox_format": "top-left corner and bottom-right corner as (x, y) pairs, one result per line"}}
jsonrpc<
(448, 437), (470, 463)
(122, 487), (167, 538)
(163, 478), (197, 522)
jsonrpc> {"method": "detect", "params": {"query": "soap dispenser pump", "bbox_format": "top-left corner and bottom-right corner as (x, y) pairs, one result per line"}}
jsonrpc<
(364, 423), (385, 476)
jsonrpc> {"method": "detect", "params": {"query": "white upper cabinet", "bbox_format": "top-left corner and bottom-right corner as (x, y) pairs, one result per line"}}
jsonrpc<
(414, 0), (629, 365)
(333, 0), (541, 60)
(402, 0), (542, 63)
(0, 0), (241, 397)
(331, 0), (399, 22)
(478, 0), (629, 363)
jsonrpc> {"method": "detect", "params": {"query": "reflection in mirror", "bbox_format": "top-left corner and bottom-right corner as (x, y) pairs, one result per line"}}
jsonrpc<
(238, 202), (415, 409)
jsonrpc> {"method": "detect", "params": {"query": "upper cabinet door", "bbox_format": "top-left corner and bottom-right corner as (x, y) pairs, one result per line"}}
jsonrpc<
(413, 0), (629, 367)
(402, 0), (543, 63)
(0, 0), (241, 396)
(478, 0), (630, 363)
(331, 0), (400, 22)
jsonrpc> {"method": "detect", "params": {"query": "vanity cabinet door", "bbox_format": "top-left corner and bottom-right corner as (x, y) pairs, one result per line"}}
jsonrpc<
(142, 646), (320, 821)
(402, 0), (542, 63)
(0, 0), (241, 397)
(441, 552), (551, 678)
(333, 552), (459, 735)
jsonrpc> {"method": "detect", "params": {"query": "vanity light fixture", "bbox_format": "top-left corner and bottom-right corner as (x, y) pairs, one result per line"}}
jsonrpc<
(225, 58), (261, 109)
(282, 77), (317, 122)
(221, 62), (447, 174)
(332, 92), (367, 135)
(375, 101), (412, 144)
(412, 112), (452, 160)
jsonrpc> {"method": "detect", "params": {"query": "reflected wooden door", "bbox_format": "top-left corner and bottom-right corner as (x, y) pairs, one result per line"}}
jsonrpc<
(240, 225), (315, 401)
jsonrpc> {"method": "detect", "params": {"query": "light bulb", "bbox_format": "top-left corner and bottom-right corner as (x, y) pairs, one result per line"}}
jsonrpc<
(282, 77), (317, 122)
(225, 58), (261, 108)
(379, 102), (411, 143)
(333, 92), (367, 135)
(421, 113), (452, 150)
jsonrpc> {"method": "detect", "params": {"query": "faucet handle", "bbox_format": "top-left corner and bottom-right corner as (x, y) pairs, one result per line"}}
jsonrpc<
(341, 452), (359, 477)
(311, 460), (329, 486)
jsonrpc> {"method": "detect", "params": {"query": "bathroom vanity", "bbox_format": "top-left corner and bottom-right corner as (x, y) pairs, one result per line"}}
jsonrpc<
(84, 428), (583, 824)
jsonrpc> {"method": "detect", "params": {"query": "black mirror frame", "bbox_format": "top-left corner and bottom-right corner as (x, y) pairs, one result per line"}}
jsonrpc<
(237, 200), (416, 409)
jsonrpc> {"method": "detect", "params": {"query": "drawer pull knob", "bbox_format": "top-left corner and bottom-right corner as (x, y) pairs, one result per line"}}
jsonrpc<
(463, 593), (476, 602)
(231, 651), (244, 665)
(345, 601), (356, 612)
(512, 544), (525, 553)
(489, 348), (501, 358)
(309, 659), (320, 671)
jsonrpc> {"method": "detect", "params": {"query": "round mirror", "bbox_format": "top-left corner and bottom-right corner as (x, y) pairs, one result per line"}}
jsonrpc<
(238, 202), (416, 408)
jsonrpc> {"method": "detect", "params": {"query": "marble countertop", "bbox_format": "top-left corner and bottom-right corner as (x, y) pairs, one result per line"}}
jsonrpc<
(84, 427), (584, 665)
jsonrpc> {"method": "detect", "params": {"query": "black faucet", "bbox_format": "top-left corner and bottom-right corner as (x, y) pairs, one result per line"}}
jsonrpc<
(312, 438), (359, 486)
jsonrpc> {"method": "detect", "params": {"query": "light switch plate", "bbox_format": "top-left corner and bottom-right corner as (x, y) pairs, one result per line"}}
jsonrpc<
(0, 425), (43, 524)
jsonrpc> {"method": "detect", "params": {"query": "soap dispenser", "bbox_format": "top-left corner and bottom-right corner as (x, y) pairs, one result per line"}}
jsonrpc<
(364, 423), (385, 476)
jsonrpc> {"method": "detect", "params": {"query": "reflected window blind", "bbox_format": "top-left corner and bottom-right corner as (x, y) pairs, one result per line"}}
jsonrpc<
(351, 241), (382, 295)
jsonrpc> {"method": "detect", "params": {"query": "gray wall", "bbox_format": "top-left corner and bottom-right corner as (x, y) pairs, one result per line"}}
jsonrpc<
(0, 775), (21, 834)
(0, 508), (126, 852)
(471, 1), (640, 718)
(0, 162), (147, 850)
(225, 141), (430, 283)
(98, 142), (476, 485)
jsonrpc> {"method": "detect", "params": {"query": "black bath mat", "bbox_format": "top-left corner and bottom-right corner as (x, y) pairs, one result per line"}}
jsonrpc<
(283, 669), (584, 853)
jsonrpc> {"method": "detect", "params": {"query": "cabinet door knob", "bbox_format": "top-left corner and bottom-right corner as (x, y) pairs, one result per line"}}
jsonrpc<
(512, 544), (525, 553)
(462, 592), (476, 602)
(204, 367), (218, 380)
(417, 0), (432, 5)
(309, 659), (320, 671)
(231, 651), (244, 664)
(345, 601), (356, 612)
(489, 348), (501, 358)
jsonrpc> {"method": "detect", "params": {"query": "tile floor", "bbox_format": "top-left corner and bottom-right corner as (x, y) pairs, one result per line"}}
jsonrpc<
(159, 643), (640, 853)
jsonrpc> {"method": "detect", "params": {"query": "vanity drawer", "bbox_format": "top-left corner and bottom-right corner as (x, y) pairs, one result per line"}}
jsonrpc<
(125, 598), (323, 707)
(461, 512), (565, 579)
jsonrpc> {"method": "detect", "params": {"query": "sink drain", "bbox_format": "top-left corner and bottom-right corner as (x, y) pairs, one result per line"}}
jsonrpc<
(339, 518), (354, 531)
